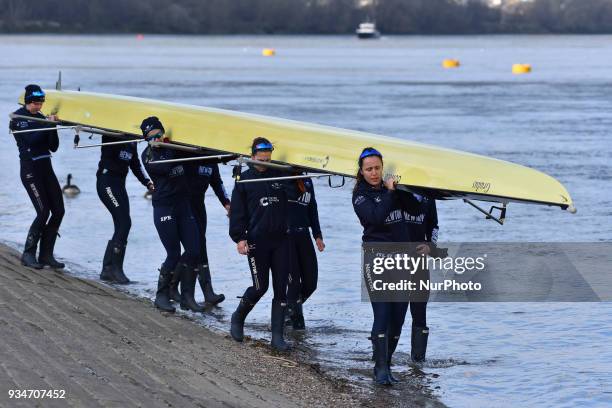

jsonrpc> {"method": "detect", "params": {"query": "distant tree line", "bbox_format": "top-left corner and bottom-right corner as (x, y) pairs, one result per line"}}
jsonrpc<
(1, 0), (611, 34)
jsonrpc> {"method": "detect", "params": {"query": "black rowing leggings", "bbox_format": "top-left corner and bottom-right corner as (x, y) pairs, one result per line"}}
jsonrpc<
(153, 199), (200, 271)
(19, 158), (65, 233)
(243, 237), (291, 304)
(371, 301), (427, 338)
(190, 193), (209, 264)
(96, 174), (131, 245)
(287, 231), (318, 304)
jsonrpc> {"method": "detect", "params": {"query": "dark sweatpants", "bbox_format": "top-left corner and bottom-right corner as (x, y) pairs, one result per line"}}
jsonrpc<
(286, 230), (318, 304)
(20, 158), (65, 234)
(153, 199), (200, 271)
(242, 236), (291, 305)
(189, 193), (209, 264)
(371, 301), (427, 338)
(96, 174), (131, 244)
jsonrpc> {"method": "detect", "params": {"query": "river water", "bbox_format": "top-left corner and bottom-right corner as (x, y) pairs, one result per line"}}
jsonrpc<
(0, 35), (610, 407)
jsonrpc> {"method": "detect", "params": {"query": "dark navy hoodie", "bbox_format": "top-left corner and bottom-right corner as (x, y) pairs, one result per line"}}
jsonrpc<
(286, 178), (322, 239)
(9, 107), (59, 161)
(97, 136), (150, 186)
(406, 194), (439, 245)
(185, 161), (230, 205)
(352, 180), (437, 244)
(142, 145), (189, 206)
(229, 166), (289, 243)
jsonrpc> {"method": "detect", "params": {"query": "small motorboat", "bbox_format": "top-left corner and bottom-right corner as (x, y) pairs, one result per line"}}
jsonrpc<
(356, 22), (380, 39)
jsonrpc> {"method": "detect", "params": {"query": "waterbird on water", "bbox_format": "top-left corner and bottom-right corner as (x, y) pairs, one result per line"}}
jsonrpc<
(62, 174), (80, 197)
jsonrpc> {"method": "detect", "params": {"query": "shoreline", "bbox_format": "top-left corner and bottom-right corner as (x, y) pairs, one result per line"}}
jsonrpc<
(0, 243), (445, 407)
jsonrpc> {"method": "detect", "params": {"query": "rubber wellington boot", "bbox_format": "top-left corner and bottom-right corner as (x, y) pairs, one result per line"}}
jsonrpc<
(99, 240), (114, 281)
(289, 301), (305, 331)
(179, 265), (206, 312)
(230, 297), (255, 342)
(270, 299), (291, 351)
(411, 326), (429, 362)
(198, 263), (225, 305)
(169, 263), (183, 303)
(387, 334), (401, 383)
(21, 227), (43, 269)
(154, 265), (176, 313)
(109, 241), (130, 284)
(372, 333), (392, 386)
(38, 227), (64, 269)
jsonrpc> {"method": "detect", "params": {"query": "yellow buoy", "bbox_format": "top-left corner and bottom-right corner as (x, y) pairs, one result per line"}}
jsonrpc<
(262, 48), (276, 57)
(512, 64), (532, 74)
(442, 59), (460, 69)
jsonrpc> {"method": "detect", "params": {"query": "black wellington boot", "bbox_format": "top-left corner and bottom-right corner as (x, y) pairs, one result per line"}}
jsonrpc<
(154, 265), (176, 313)
(21, 227), (43, 269)
(180, 265), (206, 312)
(388, 334), (401, 383)
(38, 227), (64, 269)
(99, 240), (114, 281)
(109, 241), (130, 284)
(198, 263), (225, 305)
(169, 263), (183, 303)
(411, 326), (429, 363)
(270, 299), (291, 351)
(230, 297), (255, 342)
(372, 333), (392, 386)
(289, 301), (305, 331)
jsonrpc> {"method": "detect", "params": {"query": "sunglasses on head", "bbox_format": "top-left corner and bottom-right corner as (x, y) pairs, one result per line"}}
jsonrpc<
(253, 142), (274, 152)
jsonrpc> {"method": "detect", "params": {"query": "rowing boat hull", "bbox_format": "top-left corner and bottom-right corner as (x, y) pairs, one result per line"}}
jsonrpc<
(36, 90), (574, 211)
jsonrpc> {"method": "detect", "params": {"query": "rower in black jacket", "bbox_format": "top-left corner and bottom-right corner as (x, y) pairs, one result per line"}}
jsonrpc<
(286, 176), (325, 330)
(140, 117), (202, 313)
(9, 84), (65, 269)
(190, 161), (230, 305)
(401, 192), (439, 364)
(228, 137), (292, 351)
(171, 160), (230, 305)
(352, 147), (430, 386)
(97, 135), (153, 284)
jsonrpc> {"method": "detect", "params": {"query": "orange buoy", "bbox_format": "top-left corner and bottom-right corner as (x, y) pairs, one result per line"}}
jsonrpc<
(262, 48), (276, 57)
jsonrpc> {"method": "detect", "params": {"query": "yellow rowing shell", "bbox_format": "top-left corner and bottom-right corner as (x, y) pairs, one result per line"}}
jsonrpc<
(34, 89), (574, 212)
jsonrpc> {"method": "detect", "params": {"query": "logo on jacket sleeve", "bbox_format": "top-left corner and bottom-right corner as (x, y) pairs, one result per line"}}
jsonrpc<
(119, 150), (133, 161)
(198, 166), (213, 176)
(170, 165), (184, 177)
(295, 192), (312, 206)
